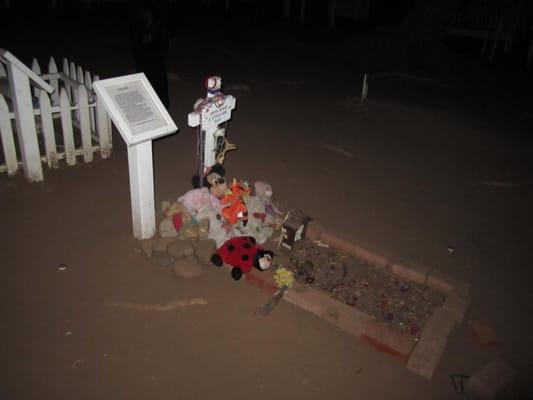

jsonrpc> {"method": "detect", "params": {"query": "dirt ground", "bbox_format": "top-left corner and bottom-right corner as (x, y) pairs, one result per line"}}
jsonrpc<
(1, 9), (533, 400)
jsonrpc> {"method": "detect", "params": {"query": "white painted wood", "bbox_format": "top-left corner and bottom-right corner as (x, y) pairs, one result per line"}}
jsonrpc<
(59, 88), (76, 166)
(78, 86), (93, 163)
(127, 140), (156, 239)
(0, 52), (112, 179)
(84, 70), (92, 91)
(62, 58), (69, 75)
(0, 50), (53, 93)
(188, 87), (235, 175)
(69, 61), (79, 121)
(94, 74), (111, 157)
(0, 94), (18, 175)
(84, 70), (96, 132)
(6, 62), (43, 181)
(48, 57), (59, 105)
(69, 61), (76, 82)
(94, 74), (113, 145)
(62, 58), (72, 101)
(96, 94), (111, 159)
(76, 65), (84, 84)
(31, 58), (41, 99)
(39, 90), (58, 169)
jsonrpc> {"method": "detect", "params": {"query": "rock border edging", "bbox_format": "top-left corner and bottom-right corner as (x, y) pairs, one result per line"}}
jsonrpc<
(244, 221), (471, 379)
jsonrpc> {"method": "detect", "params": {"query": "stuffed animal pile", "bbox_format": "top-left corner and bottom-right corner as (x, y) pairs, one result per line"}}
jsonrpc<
(159, 165), (287, 280)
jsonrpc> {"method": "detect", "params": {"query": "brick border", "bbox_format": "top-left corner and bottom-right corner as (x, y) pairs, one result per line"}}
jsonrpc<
(241, 221), (470, 379)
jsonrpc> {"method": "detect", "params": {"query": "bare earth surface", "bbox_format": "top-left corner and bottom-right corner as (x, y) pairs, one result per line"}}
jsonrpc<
(1, 13), (533, 400)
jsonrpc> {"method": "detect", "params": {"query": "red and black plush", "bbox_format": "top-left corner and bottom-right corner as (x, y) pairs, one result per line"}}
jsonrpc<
(211, 236), (274, 280)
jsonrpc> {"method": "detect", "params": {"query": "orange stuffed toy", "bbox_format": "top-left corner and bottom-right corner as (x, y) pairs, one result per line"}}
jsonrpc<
(220, 179), (251, 226)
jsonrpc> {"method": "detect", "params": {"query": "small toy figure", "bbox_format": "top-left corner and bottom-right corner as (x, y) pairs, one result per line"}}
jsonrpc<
(220, 179), (251, 226)
(204, 164), (227, 199)
(254, 181), (284, 220)
(241, 181), (285, 244)
(213, 126), (237, 165)
(211, 236), (274, 280)
(179, 164), (228, 215)
(159, 200), (210, 240)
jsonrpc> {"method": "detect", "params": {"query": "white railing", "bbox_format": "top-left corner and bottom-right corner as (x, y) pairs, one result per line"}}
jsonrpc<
(0, 55), (112, 179)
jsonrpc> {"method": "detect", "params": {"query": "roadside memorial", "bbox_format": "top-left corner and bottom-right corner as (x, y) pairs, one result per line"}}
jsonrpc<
(124, 75), (470, 381)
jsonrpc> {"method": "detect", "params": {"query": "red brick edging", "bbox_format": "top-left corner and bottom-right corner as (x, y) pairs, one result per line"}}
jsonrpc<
(241, 221), (470, 379)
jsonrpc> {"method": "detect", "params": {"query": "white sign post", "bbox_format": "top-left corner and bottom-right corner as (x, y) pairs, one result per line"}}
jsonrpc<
(93, 73), (178, 239)
(188, 76), (236, 183)
(0, 49), (54, 182)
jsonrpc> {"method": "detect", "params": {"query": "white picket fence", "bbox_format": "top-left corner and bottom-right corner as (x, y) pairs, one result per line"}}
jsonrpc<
(0, 56), (112, 178)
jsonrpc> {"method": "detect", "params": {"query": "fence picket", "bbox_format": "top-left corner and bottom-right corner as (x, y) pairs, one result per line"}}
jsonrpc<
(84, 70), (96, 132)
(96, 96), (111, 159)
(62, 57), (69, 75)
(77, 65), (84, 84)
(69, 61), (76, 82)
(78, 86), (93, 163)
(39, 90), (58, 169)
(0, 94), (18, 175)
(70, 61), (79, 121)
(48, 56), (59, 105)
(31, 58), (41, 98)
(62, 58), (72, 101)
(59, 88), (76, 166)
(84, 70), (92, 90)
(93, 75), (112, 139)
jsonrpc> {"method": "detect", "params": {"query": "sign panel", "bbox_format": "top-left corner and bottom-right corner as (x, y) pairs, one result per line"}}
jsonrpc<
(93, 73), (177, 146)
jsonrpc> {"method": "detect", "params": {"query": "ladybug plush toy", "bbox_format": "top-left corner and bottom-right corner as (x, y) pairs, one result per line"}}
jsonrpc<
(211, 236), (274, 280)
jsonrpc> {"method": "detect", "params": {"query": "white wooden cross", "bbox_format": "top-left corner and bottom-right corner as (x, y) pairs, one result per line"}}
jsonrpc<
(93, 73), (178, 239)
(188, 76), (236, 182)
(0, 49), (54, 182)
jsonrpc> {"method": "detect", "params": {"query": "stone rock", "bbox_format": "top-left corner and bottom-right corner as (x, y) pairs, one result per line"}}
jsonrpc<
(194, 239), (217, 264)
(159, 218), (177, 238)
(153, 251), (174, 269)
(167, 240), (195, 259)
(173, 259), (205, 279)
(153, 237), (176, 253)
(140, 238), (154, 259)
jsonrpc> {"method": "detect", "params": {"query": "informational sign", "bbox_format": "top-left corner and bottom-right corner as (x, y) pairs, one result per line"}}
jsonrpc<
(92, 73), (178, 240)
(93, 73), (176, 146)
